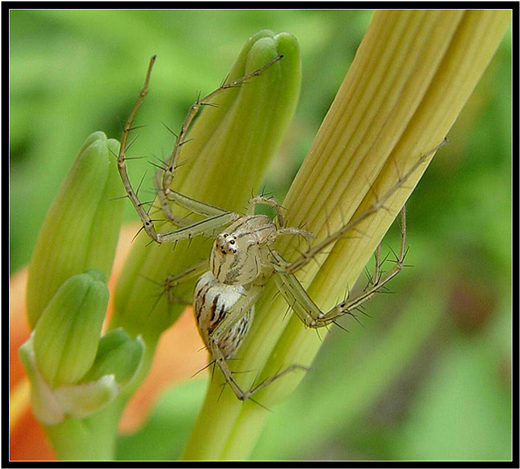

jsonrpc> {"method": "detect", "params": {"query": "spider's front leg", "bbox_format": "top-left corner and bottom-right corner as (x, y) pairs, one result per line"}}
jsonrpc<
(118, 55), (284, 246)
(117, 55), (244, 245)
(272, 209), (408, 329)
(117, 56), (160, 242)
(157, 55), (284, 223)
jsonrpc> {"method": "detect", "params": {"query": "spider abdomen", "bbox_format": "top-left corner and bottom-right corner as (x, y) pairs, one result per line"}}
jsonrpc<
(194, 271), (256, 359)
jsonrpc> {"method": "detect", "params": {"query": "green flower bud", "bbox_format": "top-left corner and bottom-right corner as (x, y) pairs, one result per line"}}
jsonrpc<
(19, 337), (119, 425)
(79, 329), (144, 387)
(19, 278), (146, 426)
(32, 270), (109, 387)
(113, 30), (301, 341)
(26, 131), (123, 329)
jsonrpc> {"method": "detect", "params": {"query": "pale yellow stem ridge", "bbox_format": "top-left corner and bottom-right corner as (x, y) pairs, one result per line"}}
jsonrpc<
(195, 10), (510, 461)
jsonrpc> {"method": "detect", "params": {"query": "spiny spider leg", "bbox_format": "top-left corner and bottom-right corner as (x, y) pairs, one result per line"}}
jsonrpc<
(118, 55), (159, 241)
(118, 54), (284, 246)
(364, 243), (384, 291)
(247, 194), (314, 240)
(271, 208), (408, 328)
(156, 212), (240, 244)
(212, 339), (307, 402)
(158, 172), (231, 218)
(153, 159), (232, 227)
(117, 56), (238, 244)
(286, 139), (447, 274)
(154, 54), (284, 230)
(158, 55), (284, 206)
(161, 260), (209, 305)
(163, 259), (209, 291)
(247, 195), (285, 227)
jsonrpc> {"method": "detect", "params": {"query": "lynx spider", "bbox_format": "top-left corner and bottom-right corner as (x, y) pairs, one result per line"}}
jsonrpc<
(118, 55), (445, 401)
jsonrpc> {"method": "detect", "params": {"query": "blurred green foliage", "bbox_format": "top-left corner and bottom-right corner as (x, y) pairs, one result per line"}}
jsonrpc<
(10, 10), (511, 461)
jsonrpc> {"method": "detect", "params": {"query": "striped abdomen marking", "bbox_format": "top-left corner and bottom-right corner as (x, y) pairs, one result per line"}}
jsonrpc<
(194, 271), (254, 359)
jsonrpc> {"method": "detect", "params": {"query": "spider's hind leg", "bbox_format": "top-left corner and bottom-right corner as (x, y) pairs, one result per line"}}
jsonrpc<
(209, 336), (308, 402)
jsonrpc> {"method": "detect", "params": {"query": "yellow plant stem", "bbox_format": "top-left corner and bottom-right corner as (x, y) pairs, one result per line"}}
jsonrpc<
(181, 10), (510, 460)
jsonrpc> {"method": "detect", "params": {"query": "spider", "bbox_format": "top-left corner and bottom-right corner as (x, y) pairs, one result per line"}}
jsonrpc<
(117, 54), (445, 401)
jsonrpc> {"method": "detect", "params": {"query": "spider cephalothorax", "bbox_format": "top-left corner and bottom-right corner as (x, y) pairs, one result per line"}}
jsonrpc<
(210, 215), (277, 286)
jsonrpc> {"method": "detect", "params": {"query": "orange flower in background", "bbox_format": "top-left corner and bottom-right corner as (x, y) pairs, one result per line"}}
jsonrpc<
(9, 224), (208, 461)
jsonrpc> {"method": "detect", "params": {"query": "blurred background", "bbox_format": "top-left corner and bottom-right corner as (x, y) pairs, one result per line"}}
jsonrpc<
(10, 10), (511, 460)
